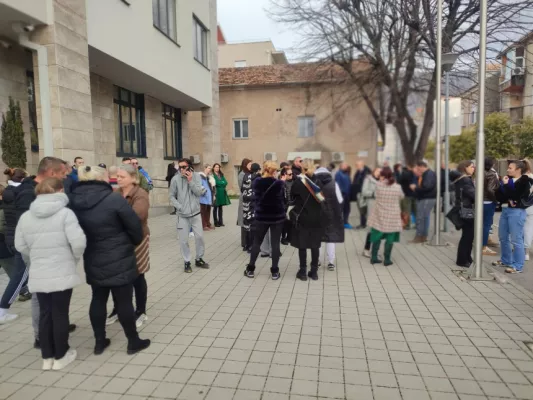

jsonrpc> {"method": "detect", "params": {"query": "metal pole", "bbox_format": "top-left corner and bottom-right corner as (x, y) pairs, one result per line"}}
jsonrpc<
(432, 0), (443, 245)
(444, 71), (450, 232)
(469, 0), (489, 279)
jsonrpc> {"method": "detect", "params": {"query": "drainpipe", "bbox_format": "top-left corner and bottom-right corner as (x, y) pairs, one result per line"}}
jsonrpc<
(17, 30), (53, 157)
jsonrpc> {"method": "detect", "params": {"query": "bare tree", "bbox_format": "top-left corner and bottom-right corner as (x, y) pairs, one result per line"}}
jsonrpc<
(269, 0), (532, 165)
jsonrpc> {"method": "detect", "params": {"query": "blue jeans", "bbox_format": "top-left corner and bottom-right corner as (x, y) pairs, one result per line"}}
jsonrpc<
(499, 207), (526, 271)
(416, 199), (436, 237)
(0, 250), (28, 309)
(482, 202), (496, 246)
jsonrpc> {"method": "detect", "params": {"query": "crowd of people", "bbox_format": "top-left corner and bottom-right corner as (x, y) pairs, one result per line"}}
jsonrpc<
(0, 152), (530, 373)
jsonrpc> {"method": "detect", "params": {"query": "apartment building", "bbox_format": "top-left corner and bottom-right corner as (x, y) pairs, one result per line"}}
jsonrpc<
(497, 31), (533, 124)
(188, 62), (377, 194)
(217, 26), (288, 68)
(0, 0), (219, 206)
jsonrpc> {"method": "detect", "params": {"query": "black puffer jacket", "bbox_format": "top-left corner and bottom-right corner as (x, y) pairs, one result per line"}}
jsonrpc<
(2, 185), (18, 248)
(290, 175), (325, 249)
(69, 181), (143, 287)
(315, 169), (344, 243)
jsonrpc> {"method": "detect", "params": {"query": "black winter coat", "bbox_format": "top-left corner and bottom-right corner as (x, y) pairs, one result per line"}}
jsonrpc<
(399, 169), (416, 197)
(290, 175), (325, 249)
(315, 172), (344, 243)
(15, 176), (38, 221)
(496, 175), (531, 208)
(252, 177), (286, 224)
(69, 181), (143, 287)
(415, 170), (437, 200)
(351, 166), (371, 201)
(454, 175), (475, 209)
(2, 185), (18, 248)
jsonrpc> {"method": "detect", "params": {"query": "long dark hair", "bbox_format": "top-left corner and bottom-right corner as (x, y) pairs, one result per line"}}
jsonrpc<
(240, 158), (251, 174)
(213, 163), (224, 177)
(380, 166), (395, 185)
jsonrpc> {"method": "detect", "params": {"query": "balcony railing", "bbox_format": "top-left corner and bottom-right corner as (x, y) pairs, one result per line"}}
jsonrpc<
(500, 73), (526, 93)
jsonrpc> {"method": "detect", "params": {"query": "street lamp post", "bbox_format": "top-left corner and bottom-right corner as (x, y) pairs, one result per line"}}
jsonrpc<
(433, 0), (443, 246)
(442, 52), (459, 232)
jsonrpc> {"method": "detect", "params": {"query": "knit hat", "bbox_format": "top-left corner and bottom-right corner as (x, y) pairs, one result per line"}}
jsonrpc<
(251, 163), (261, 173)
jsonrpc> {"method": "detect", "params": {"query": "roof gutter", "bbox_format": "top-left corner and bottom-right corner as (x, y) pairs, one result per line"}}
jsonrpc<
(16, 28), (53, 157)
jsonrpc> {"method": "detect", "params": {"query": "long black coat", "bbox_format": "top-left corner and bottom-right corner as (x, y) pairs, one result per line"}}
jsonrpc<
(289, 175), (325, 249)
(2, 185), (18, 248)
(69, 181), (143, 287)
(315, 172), (344, 243)
(454, 175), (475, 209)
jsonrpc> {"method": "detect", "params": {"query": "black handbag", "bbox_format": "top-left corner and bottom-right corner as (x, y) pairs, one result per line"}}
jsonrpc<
(446, 206), (464, 230)
(459, 188), (474, 220)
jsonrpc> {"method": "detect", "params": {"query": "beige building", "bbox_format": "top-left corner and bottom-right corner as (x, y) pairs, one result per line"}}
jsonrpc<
(189, 63), (377, 194)
(497, 31), (533, 124)
(0, 0), (220, 206)
(217, 26), (288, 68)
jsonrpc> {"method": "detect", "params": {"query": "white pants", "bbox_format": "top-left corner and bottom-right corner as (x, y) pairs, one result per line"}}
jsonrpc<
(524, 207), (533, 249)
(319, 243), (336, 264)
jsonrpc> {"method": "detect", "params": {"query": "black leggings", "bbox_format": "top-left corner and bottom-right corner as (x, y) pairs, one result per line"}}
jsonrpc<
(111, 274), (147, 315)
(248, 222), (283, 273)
(213, 206), (223, 224)
(90, 284), (138, 342)
(298, 248), (319, 269)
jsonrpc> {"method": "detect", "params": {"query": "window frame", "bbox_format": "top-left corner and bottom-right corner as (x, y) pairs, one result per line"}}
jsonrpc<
(470, 104), (478, 125)
(298, 116), (316, 138)
(232, 118), (249, 140)
(152, 0), (177, 44)
(114, 86), (147, 158)
(235, 60), (247, 68)
(193, 16), (209, 68)
(162, 103), (183, 160)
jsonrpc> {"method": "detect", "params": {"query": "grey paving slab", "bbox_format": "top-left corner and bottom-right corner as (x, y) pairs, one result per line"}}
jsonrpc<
(0, 204), (533, 399)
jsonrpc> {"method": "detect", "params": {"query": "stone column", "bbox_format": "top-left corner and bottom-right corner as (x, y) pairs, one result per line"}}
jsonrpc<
(31, 0), (94, 165)
(201, 0), (221, 166)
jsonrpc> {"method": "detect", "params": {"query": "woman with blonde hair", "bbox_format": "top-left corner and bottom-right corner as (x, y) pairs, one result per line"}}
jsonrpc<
(69, 165), (150, 355)
(290, 159), (326, 281)
(244, 161), (286, 280)
(106, 164), (150, 328)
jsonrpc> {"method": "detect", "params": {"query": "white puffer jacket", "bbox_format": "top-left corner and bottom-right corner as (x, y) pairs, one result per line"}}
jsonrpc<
(15, 192), (86, 293)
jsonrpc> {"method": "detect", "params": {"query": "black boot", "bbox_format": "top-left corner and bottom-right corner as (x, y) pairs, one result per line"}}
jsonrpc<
(127, 338), (151, 355)
(296, 267), (308, 281)
(308, 265), (319, 281)
(94, 338), (111, 355)
(384, 243), (394, 266)
(370, 241), (382, 264)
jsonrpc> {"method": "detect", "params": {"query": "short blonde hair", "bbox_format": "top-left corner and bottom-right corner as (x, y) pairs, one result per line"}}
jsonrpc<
(301, 159), (316, 176)
(35, 178), (64, 195)
(262, 161), (279, 178)
(118, 164), (139, 184)
(78, 165), (107, 182)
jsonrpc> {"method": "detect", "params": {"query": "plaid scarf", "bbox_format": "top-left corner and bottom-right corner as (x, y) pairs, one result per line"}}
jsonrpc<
(299, 175), (325, 203)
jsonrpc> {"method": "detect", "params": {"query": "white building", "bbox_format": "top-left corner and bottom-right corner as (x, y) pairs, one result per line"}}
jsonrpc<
(0, 0), (219, 206)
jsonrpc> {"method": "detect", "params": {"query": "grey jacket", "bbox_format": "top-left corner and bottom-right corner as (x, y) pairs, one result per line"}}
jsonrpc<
(169, 172), (206, 218)
(15, 193), (86, 293)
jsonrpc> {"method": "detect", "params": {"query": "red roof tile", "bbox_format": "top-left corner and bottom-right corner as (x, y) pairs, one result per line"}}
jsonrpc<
(219, 62), (367, 87)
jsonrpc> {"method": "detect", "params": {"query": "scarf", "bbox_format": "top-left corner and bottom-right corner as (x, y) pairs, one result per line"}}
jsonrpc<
(299, 174), (325, 203)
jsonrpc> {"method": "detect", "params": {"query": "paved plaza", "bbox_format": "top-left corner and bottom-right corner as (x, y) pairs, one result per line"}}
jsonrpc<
(1, 204), (533, 400)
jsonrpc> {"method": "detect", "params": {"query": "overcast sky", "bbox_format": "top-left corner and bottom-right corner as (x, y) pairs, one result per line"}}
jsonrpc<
(217, 0), (297, 57)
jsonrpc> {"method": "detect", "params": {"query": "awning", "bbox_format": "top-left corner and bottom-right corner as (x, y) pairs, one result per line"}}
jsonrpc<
(287, 152), (322, 161)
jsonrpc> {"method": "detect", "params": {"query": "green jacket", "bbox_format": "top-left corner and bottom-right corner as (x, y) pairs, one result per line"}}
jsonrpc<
(138, 172), (150, 192)
(213, 173), (231, 207)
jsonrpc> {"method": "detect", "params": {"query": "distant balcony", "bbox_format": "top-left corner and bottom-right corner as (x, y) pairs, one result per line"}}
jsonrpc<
(510, 107), (524, 124)
(500, 73), (526, 93)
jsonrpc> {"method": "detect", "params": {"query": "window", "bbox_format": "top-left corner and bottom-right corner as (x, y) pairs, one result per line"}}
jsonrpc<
(233, 119), (249, 139)
(470, 104), (477, 125)
(26, 71), (38, 152)
(114, 86), (146, 157)
(162, 104), (182, 159)
(152, 0), (176, 41)
(235, 60), (247, 68)
(193, 17), (208, 66)
(298, 116), (315, 137)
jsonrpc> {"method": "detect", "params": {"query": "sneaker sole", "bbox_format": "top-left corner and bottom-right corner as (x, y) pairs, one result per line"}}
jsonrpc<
(106, 317), (118, 326)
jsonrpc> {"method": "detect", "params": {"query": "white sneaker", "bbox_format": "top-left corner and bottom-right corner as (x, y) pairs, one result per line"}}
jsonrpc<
(52, 349), (77, 371)
(42, 358), (54, 370)
(106, 312), (118, 326)
(136, 313), (148, 328)
(189, 232), (194, 238)
(526, 252), (530, 261)
(363, 249), (370, 258)
(0, 313), (18, 324)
